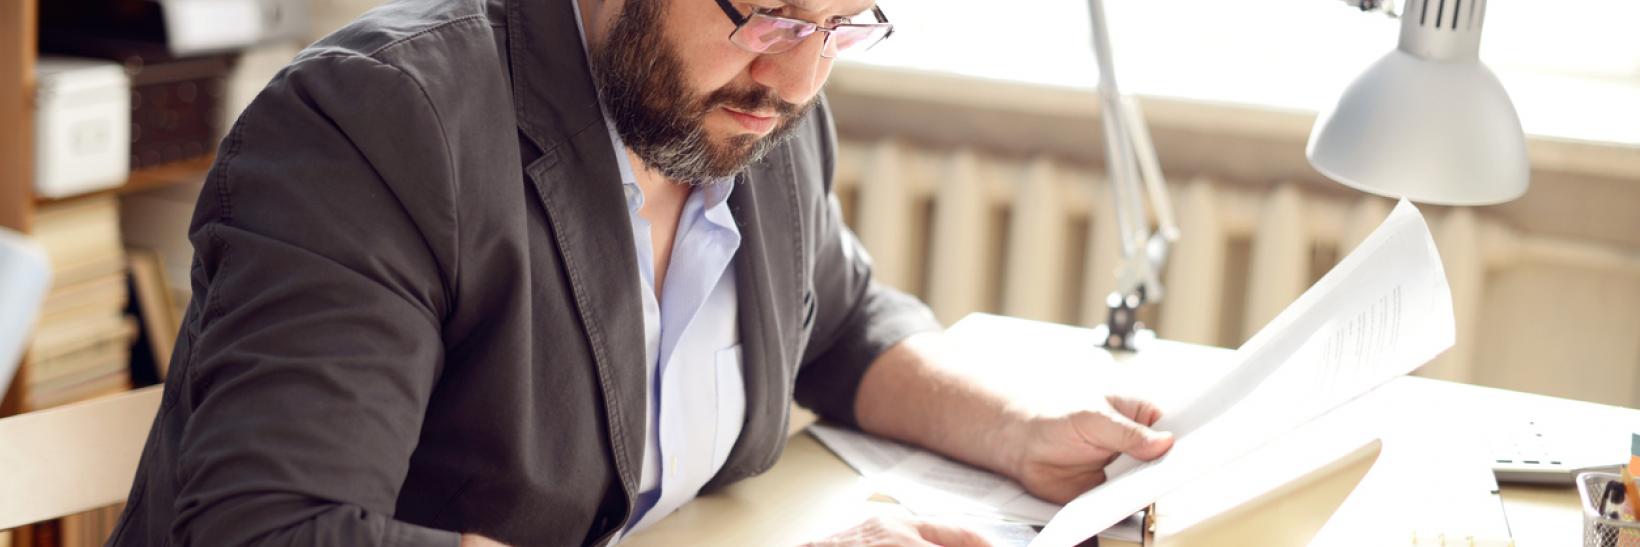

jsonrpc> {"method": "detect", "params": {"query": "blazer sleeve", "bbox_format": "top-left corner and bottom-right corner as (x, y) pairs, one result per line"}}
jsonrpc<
(792, 96), (943, 428)
(168, 52), (461, 547)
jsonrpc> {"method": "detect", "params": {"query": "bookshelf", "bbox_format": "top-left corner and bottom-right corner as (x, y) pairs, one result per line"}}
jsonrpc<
(1, 0), (35, 234)
(35, 156), (218, 207)
(0, 0), (38, 422)
(2, 0), (213, 412)
(2, 0), (211, 544)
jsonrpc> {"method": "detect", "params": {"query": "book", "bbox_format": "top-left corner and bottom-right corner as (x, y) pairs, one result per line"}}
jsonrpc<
(127, 248), (180, 376)
(37, 271), (128, 323)
(31, 348), (132, 396)
(27, 313), (130, 365)
(25, 317), (134, 387)
(31, 196), (126, 287)
(26, 369), (130, 411)
(24, 315), (133, 410)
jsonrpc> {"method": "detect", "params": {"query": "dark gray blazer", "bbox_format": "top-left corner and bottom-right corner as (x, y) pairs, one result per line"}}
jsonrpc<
(107, 0), (938, 545)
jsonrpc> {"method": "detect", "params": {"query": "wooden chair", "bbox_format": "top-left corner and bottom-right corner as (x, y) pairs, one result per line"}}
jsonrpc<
(0, 386), (161, 531)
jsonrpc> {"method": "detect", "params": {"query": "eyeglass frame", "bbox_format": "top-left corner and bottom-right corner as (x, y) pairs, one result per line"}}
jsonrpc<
(711, 0), (895, 58)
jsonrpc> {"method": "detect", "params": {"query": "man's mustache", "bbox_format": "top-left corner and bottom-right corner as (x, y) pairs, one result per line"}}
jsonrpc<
(703, 85), (806, 118)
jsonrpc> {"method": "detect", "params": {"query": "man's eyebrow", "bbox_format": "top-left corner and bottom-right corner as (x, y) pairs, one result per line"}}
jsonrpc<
(783, 0), (874, 17)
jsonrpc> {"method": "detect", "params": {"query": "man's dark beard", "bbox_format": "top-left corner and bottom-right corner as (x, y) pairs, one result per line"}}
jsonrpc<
(589, 0), (816, 184)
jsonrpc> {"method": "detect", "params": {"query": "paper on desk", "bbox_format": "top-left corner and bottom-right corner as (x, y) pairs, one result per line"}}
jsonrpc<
(808, 423), (919, 477)
(1032, 199), (1456, 547)
(808, 424), (1063, 525)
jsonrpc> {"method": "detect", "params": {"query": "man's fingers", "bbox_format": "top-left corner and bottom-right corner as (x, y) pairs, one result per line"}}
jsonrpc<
(914, 519), (996, 547)
(806, 516), (998, 547)
(1031, 468), (1107, 504)
(1075, 409), (1174, 461)
(1106, 394), (1164, 426)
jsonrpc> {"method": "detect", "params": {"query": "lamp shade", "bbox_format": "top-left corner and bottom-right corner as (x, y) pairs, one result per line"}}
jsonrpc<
(1307, 0), (1529, 206)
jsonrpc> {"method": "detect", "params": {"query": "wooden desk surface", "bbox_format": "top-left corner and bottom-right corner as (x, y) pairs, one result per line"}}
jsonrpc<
(1500, 485), (1586, 547)
(622, 315), (1617, 546)
(621, 433), (883, 547)
(621, 431), (1589, 547)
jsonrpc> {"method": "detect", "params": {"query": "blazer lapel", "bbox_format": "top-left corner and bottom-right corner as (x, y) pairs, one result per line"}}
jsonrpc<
(524, 129), (648, 498)
(715, 149), (802, 485)
(508, 0), (646, 499)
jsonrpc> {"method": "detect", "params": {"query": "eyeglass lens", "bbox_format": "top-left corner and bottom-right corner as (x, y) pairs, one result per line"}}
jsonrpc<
(732, 12), (889, 58)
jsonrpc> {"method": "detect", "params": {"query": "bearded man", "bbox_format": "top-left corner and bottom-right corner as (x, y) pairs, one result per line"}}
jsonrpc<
(110, 0), (1175, 545)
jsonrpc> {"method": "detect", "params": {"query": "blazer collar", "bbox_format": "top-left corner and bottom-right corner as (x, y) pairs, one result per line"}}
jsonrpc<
(507, 0), (604, 155)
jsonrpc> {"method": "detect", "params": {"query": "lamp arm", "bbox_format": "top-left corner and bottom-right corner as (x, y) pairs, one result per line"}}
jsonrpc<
(1087, 0), (1172, 351)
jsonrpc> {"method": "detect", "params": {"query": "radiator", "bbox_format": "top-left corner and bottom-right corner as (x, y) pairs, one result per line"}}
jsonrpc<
(831, 139), (1640, 403)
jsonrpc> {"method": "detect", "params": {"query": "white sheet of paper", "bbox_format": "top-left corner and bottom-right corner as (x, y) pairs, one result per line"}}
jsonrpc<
(1031, 199), (1456, 547)
(808, 423), (919, 477)
(808, 424), (1065, 525)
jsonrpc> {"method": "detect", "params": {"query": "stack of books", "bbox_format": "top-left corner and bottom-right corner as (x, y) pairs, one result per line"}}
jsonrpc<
(24, 196), (134, 411)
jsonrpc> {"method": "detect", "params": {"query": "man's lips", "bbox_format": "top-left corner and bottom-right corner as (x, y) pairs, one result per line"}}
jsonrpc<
(721, 107), (778, 134)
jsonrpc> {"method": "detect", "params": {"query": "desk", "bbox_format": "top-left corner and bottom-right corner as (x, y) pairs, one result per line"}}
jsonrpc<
(623, 315), (1635, 546)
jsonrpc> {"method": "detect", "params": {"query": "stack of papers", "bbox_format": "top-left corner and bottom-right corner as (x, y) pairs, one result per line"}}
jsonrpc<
(1035, 199), (1455, 545)
(813, 199), (1459, 547)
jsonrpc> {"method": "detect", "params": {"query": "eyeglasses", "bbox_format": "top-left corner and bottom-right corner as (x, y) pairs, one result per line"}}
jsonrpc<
(713, 0), (894, 59)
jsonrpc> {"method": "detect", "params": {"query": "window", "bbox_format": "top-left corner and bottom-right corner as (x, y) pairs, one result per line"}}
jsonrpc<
(849, 0), (1640, 144)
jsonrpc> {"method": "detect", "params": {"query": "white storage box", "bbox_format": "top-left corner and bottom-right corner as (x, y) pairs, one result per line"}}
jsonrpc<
(35, 56), (131, 199)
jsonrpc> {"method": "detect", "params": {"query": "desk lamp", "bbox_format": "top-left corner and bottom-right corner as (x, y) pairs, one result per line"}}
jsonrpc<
(1309, 0), (1530, 205)
(1086, 0), (1528, 352)
(0, 227), (51, 395)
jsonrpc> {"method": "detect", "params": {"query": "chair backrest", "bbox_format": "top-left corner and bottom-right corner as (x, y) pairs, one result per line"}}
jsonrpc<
(0, 386), (161, 530)
(0, 227), (51, 392)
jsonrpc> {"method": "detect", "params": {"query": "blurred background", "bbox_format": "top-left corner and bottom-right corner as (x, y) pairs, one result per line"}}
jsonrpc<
(0, 0), (1635, 544)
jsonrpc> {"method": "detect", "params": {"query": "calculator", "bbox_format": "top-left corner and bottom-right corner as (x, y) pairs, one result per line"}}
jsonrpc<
(1490, 418), (1621, 485)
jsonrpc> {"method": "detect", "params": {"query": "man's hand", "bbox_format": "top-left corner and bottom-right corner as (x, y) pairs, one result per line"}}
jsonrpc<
(856, 334), (1174, 506)
(1007, 394), (1174, 503)
(461, 534), (509, 547)
(802, 515), (995, 547)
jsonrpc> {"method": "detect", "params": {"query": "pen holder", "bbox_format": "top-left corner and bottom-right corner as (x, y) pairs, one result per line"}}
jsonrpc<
(1578, 472), (1640, 547)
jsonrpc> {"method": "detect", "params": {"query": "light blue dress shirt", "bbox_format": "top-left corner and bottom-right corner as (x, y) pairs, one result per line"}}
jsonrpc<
(614, 152), (744, 535)
(570, 5), (747, 539)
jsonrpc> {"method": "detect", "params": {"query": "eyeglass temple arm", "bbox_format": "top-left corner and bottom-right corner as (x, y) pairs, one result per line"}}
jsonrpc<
(872, 6), (893, 38)
(714, 0), (748, 26)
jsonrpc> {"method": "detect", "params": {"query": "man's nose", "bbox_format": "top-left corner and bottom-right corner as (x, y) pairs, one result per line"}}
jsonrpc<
(748, 31), (831, 106)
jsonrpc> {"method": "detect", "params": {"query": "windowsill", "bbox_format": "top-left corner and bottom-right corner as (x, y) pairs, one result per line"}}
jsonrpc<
(828, 61), (1640, 182)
